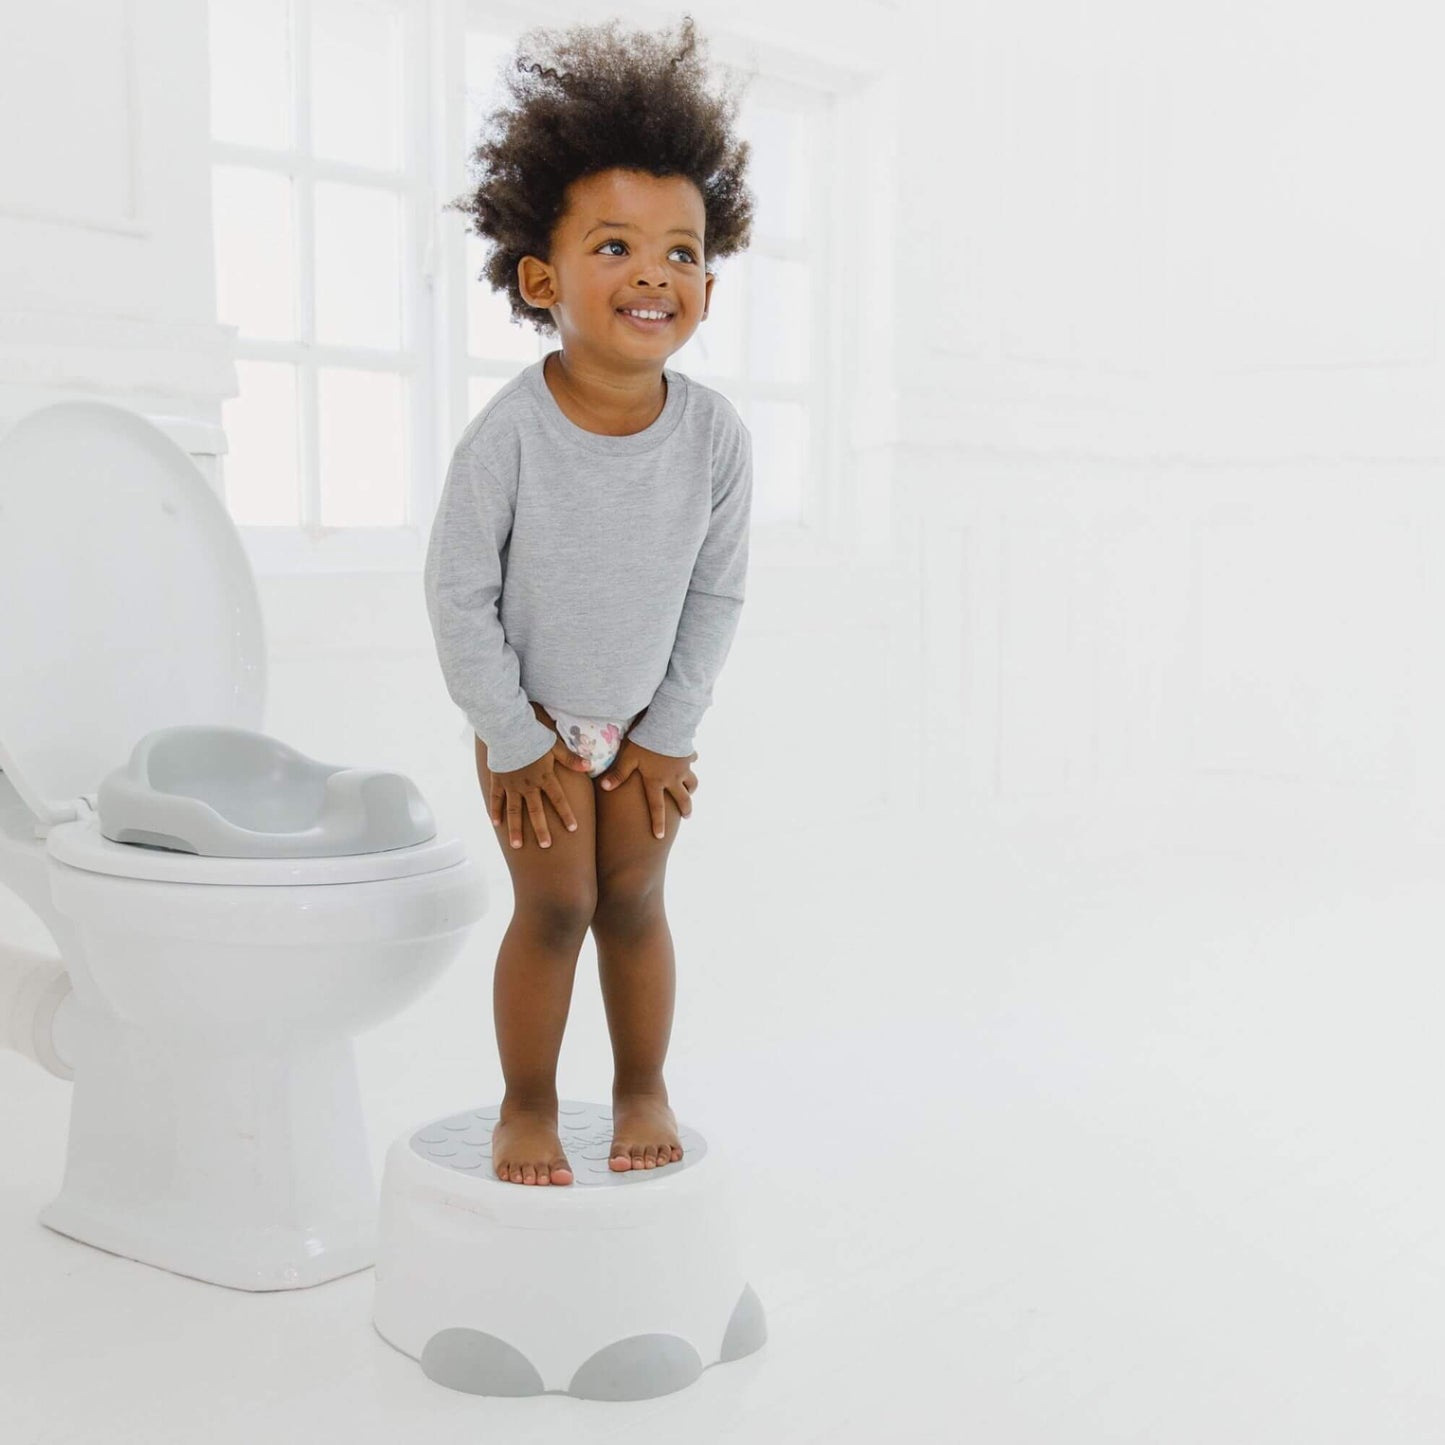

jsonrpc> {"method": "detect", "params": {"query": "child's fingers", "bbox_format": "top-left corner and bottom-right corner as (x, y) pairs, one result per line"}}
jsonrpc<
(646, 781), (668, 840)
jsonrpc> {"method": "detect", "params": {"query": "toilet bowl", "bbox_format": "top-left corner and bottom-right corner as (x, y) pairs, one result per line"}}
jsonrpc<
(0, 399), (488, 1291)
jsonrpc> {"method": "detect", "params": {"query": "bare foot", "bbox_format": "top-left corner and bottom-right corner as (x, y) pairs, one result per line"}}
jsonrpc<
(609, 1090), (684, 1171)
(492, 1102), (574, 1185)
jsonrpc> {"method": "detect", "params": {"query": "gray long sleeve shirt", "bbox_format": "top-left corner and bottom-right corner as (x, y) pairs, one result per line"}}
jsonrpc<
(423, 350), (753, 774)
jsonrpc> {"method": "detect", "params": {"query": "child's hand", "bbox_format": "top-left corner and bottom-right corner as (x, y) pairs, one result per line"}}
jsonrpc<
(598, 742), (698, 839)
(490, 718), (594, 850)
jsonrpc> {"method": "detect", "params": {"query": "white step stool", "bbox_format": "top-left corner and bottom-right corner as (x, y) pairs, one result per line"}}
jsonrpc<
(372, 1099), (767, 1400)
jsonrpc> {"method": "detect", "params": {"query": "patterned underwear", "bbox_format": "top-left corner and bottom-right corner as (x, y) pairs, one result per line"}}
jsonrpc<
(539, 704), (642, 779)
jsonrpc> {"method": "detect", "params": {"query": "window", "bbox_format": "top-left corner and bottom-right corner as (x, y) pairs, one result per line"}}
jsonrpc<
(208, 0), (433, 571)
(209, 0), (837, 572)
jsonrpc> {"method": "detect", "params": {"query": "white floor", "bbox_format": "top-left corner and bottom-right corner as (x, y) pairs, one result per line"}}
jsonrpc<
(6, 780), (1445, 1442)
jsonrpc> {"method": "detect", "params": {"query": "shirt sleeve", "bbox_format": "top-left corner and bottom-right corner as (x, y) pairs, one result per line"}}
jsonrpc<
(626, 418), (753, 758)
(423, 439), (559, 774)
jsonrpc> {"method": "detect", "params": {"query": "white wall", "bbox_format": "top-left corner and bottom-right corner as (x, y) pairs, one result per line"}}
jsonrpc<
(0, 0), (233, 455)
(890, 0), (1445, 854)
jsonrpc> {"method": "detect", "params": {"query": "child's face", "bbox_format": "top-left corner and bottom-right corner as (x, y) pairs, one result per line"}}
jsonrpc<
(518, 168), (713, 362)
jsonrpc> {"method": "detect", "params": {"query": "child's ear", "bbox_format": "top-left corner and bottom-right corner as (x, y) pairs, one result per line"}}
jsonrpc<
(517, 254), (556, 309)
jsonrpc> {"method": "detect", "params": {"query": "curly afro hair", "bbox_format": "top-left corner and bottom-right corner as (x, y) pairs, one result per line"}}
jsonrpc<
(447, 13), (755, 338)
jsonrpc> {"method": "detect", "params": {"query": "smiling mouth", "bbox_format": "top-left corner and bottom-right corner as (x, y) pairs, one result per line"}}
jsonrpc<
(616, 308), (675, 329)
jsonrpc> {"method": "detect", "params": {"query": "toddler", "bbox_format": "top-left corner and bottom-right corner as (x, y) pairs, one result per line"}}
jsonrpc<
(423, 15), (756, 1186)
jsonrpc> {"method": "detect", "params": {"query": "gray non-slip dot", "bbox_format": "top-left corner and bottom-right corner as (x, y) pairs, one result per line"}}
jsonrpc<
(720, 1283), (768, 1361)
(420, 1328), (543, 1397)
(567, 1334), (703, 1401)
(409, 1099), (707, 1186)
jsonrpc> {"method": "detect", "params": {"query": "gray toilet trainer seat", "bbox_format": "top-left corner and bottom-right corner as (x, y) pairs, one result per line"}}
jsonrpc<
(96, 724), (437, 858)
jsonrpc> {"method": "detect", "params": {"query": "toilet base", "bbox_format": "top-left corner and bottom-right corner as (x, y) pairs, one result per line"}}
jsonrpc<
(373, 1101), (766, 1400)
(42, 1001), (382, 1291)
(39, 1194), (376, 1292)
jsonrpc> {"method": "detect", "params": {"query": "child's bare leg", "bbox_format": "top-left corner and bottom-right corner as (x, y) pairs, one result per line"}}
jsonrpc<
(476, 728), (598, 1185)
(591, 771), (687, 1171)
(491, 910), (587, 1184)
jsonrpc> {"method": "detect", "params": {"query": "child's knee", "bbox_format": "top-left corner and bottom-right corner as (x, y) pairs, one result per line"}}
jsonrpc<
(515, 885), (598, 944)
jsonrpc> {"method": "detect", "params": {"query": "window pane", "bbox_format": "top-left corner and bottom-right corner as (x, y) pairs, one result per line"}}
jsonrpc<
(751, 400), (806, 526)
(310, 0), (401, 169)
(672, 255), (743, 377)
(314, 182), (402, 348)
(213, 166), (296, 340)
(209, 0), (291, 149)
(467, 235), (540, 362)
(222, 361), (300, 525)
(464, 30), (516, 148)
(468, 374), (509, 422)
(318, 368), (407, 525)
(749, 254), (810, 386)
(742, 100), (809, 244)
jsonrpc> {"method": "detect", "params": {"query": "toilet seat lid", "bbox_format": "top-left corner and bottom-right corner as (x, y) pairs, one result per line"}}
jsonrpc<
(0, 400), (265, 826)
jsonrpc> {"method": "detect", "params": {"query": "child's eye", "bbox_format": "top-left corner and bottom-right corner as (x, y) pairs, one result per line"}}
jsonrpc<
(598, 239), (697, 263)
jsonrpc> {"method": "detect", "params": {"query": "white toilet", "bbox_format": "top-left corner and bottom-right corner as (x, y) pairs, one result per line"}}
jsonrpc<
(0, 399), (488, 1292)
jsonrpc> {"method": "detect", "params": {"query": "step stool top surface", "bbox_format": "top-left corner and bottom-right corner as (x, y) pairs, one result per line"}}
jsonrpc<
(410, 1100), (709, 1187)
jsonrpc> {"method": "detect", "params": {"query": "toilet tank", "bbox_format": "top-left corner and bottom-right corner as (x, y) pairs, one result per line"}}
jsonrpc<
(139, 411), (228, 499)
